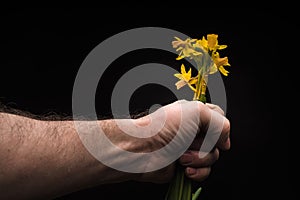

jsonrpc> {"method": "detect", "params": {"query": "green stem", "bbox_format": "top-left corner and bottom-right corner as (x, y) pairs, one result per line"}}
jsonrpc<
(165, 165), (193, 200)
(188, 84), (197, 93)
(199, 73), (208, 103)
(193, 69), (202, 101)
(182, 176), (192, 200)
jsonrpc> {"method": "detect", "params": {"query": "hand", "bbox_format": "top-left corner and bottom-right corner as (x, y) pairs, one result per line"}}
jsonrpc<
(132, 100), (230, 183)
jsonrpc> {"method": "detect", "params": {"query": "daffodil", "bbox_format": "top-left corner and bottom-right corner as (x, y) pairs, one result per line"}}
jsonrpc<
(210, 52), (230, 76)
(172, 37), (202, 60)
(195, 34), (227, 53)
(174, 64), (197, 90)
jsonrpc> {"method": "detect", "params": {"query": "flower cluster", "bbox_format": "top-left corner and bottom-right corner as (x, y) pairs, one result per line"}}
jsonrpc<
(172, 34), (230, 102)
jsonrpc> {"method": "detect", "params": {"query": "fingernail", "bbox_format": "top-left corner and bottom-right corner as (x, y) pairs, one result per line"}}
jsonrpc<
(180, 152), (193, 164)
(187, 167), (197, 175)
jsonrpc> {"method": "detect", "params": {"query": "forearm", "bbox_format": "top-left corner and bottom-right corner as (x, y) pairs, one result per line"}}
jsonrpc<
(0, 112), (136, 200)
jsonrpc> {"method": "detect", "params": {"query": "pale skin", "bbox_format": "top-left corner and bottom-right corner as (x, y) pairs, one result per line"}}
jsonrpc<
(0, 100), (230, 200)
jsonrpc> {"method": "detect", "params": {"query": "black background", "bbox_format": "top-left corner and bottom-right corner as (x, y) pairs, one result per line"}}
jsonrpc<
(0, 8), (291, 200)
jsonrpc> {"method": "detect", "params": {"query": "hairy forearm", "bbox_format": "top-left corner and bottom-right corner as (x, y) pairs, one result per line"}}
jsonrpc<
(0, 112), (136, 200)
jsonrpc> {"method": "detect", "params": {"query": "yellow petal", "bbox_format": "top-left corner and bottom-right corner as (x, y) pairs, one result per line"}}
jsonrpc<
(172, 37), (184, 48)
(174, 37), (182, 41)
(175, 80), (187, 89)
(218, 45), (227, 50)
(176, 56), (184, 60)
(218, 66), (229, 76)
(197, 36), (208, 49)
(184, 67), (192, 80)
(172, 40), (180, 48)
(181, 64), (186, 74)
(174, 73), (183, 79)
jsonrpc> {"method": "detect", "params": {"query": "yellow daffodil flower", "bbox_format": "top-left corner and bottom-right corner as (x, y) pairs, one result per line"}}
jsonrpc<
(210, 52), (230, 76)
(172, 37), (202, 60)
(196, 34), (227, 53)
(174, 64), (197, 90)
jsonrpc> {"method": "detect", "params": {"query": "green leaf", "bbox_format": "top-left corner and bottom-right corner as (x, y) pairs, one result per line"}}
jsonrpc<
(192, 187), (202, 200)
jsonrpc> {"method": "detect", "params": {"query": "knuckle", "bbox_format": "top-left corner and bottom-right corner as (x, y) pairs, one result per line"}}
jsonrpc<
(223, 118), (230, 134)
(187, 167), (211, 182)
(198, 167), (211, 181)
(202, 167), (211, 178)
(214, 148), (220, 161)
(205, 103), (224, 115)
(198, 101), (206, 111)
